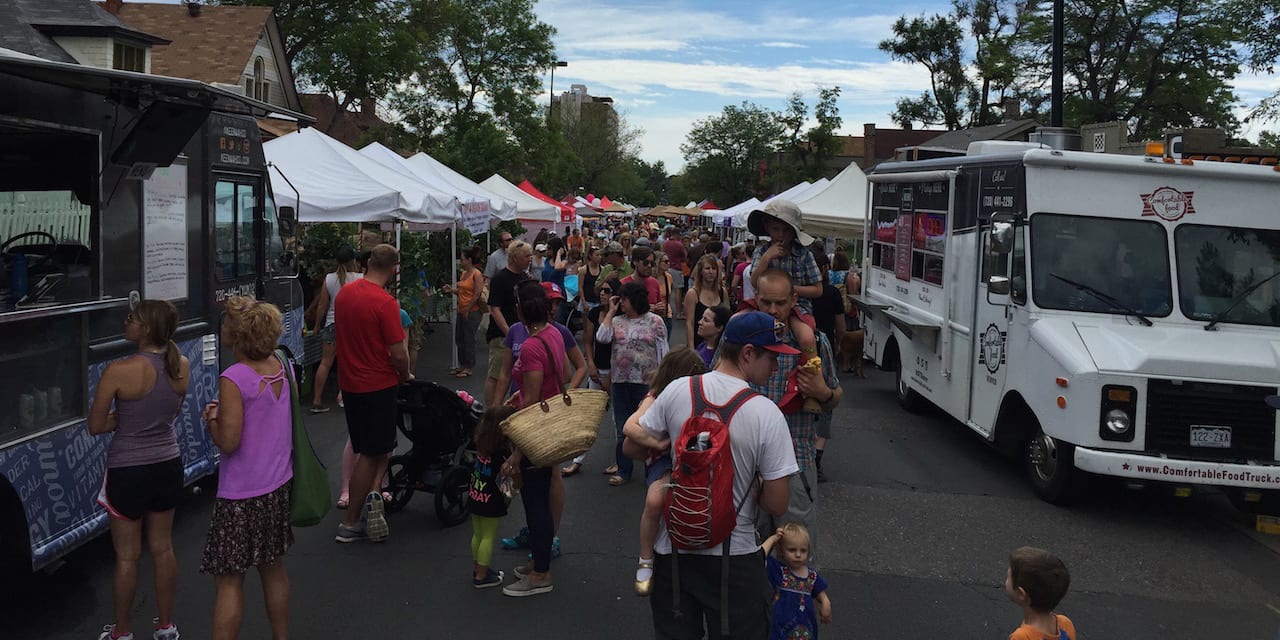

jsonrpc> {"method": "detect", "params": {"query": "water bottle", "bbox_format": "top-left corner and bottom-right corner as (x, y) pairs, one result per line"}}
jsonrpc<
(689, 431), (711, 452)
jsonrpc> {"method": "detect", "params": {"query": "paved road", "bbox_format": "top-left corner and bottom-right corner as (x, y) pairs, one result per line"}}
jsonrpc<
(7, 321), (1280, 639)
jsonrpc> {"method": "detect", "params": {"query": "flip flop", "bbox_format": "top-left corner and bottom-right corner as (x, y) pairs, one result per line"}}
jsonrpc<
(562, 462), (582, 477)
(608, 475), (628, 487)
(454, 370), (472, 378)
(602, 464), (619, 475)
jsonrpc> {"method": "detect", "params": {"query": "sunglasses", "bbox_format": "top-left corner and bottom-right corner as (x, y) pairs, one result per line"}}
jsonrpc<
(640, 260), (655, 267)
(600, 287), (614, 295)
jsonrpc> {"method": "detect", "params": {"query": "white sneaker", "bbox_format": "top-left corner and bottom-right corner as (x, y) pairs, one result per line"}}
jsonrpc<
(151, 620), (180, 640)
(98, 625), (134, 640)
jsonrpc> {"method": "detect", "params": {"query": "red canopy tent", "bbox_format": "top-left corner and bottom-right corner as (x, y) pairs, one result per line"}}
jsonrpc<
(519, 180), (575, 222)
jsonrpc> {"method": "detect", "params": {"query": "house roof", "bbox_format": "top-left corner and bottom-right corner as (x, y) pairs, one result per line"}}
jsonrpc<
(0, 0), (167, 63)
(871, 128), (943, 159)
(108, 2), (273, 87)
(921, 119), (1042, 151)
(300, 94), (396, 149)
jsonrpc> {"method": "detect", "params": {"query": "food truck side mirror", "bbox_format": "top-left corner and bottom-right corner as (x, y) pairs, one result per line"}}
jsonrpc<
(278, 206), (297, 238)
(988, 275), (1011, 295)
(990, 220), (1015, 254)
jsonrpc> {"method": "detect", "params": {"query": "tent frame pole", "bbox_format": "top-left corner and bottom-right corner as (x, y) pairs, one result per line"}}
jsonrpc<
(451, 222), (459, 370)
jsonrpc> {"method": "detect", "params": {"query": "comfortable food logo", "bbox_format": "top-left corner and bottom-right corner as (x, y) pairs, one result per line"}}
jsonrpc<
(1140, 187), (1196, 221)
(979, 323), (1006, 373)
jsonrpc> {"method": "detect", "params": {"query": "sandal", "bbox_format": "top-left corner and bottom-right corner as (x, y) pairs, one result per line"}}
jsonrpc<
(608, 475), (627, 486)
(602, 464), (619, 475)
(561, 462), (582, 477)
(453, 370), (472, 378)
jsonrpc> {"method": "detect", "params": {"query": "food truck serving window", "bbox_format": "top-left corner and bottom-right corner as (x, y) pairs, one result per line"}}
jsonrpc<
(214, 179), (257, 281)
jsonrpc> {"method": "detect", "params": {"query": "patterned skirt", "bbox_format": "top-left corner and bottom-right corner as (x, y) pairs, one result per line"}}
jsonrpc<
(200, 482), (294, 576)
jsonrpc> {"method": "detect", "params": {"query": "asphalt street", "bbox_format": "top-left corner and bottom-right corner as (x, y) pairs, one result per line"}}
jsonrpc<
(7, 320), (1280, 639)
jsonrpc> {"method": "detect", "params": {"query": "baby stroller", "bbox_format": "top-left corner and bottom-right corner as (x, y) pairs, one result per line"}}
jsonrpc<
(383, 380), (480, 527)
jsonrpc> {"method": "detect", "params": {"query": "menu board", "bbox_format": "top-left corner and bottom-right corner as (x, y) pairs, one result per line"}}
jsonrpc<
(143, 163), (188, 301)
(895, 187), (914, 281)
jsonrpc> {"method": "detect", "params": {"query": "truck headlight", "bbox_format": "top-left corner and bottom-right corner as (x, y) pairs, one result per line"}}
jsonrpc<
(1099, 385), (1138, 442)
(1104, 408), (1131, 434)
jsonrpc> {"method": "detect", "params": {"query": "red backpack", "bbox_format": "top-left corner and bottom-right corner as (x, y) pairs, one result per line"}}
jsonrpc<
(665, 375), (758, 551)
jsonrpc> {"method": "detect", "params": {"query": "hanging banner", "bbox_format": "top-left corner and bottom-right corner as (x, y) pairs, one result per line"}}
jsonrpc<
(462, 200), (490, 236)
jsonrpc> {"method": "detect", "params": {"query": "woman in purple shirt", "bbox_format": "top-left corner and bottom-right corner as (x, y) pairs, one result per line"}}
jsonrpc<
(201, 296), (293, 639)
(89, 300), (190, 640)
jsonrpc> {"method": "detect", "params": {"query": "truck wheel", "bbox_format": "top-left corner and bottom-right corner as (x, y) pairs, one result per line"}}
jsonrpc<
(893, 350), (924, 413)
(1024, 423), (1082, 504)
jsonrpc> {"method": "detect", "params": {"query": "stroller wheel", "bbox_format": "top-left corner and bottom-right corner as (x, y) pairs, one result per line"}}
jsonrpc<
(434, 465), (471, 527)
(384, 455), (414, 514)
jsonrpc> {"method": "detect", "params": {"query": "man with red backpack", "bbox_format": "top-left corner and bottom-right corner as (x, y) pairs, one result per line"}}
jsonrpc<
(628, 311), (799, 639)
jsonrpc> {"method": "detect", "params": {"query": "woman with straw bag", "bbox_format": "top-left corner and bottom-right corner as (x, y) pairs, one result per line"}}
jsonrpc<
(498, 281), (568, 597)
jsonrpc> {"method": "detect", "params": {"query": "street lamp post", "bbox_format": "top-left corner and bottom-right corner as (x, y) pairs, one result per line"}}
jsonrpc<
(549, 60), (568, 121)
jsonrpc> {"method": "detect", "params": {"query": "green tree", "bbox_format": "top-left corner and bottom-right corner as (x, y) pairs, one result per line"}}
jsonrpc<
(559, 105), (644, 196)
(391, 0), (557, 180)
(681, 102), (785, 205)
(1049, 0), (1242, 138)
(1234, 0), (1280, 123)
(880, 0), (1033, 129)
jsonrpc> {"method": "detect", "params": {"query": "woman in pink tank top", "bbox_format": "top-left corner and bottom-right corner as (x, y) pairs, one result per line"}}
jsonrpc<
(88, 299), (189, 640)
(200, 296), (293, 639)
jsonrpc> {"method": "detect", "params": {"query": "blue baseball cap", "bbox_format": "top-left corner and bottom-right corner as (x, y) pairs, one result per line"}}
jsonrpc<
(722, 311), (801, 355)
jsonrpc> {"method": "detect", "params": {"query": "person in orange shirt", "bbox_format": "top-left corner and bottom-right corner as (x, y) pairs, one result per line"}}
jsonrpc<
(441, 245), (486, 378)
(566, 227), (585, 254)
(1004, 546), (1076, 640)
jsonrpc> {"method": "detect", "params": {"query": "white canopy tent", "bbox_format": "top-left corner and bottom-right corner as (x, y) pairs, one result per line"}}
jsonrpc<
(478, 174), (562, 223)
(365, 144), (520, 221)
(792, 163), (869, 240)
(263, 128), (458, 225)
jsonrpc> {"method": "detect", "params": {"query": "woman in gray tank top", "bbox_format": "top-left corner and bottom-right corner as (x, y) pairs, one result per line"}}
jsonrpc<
(88, 300), (190, 640)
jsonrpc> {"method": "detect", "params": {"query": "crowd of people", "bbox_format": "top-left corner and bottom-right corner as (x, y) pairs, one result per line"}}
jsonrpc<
(85, 202), (1078, 640)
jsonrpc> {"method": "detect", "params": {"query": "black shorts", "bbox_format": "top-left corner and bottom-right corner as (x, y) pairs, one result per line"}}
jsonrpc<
(343, 385), (398, 455)
(98, 457), (184, 521)
(649, 550), (771, 640)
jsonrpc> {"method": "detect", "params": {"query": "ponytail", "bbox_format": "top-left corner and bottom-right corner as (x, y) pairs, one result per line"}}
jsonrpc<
(336, 260), (350, 286)
(164, 339), (183, 381)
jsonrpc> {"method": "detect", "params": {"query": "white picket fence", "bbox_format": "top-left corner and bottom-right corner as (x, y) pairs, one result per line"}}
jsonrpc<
(0, 192), (91, 246)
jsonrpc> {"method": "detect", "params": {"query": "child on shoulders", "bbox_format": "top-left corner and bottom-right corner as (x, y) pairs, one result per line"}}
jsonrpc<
(1005, 546), (1076, 640)
(747, 199), (824, 412)
(761, 523), (832, 639)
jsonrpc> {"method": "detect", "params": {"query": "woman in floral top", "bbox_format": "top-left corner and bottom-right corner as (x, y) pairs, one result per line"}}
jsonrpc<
(595, 281), (668, 486)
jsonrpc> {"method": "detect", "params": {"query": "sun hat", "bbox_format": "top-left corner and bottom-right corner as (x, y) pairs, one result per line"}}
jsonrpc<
(541, 281), (565, 301)
(534, 243), (548, 253)
(721, 311), (801, 355)
(747, 199), (814, 247)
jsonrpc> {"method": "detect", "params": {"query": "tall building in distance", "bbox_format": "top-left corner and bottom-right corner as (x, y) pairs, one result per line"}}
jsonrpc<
(551, 83), (616, 131)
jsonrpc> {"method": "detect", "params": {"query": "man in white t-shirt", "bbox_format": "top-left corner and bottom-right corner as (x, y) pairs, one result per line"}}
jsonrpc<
(626, 311), (799, 640)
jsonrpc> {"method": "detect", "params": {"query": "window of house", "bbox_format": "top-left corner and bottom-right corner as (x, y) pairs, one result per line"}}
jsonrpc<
(112, 42), (146, 72)
(247, 57), (270, 101)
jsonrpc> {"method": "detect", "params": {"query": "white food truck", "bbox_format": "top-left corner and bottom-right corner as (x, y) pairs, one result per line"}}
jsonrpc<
(857, 135), (1280, 508)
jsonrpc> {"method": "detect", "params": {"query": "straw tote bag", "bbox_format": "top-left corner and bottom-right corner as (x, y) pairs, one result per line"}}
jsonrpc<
(501, 333), (607, 467)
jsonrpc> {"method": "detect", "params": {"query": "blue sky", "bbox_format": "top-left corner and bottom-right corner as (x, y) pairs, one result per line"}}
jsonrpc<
(533, 0), (1278, 172)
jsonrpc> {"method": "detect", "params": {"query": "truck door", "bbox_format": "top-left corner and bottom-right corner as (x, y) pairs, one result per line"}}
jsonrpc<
(212, 174), (262, 367)
(968, 218), (1014, 436)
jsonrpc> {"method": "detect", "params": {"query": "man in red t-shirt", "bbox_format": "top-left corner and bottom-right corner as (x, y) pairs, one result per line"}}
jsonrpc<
(333, 243), (412, 543)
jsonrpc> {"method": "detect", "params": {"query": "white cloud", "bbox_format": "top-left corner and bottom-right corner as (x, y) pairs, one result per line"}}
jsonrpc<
(761, 42), (808, 49)
(562, 58), (930, 103)
(538, 0), (902, 56)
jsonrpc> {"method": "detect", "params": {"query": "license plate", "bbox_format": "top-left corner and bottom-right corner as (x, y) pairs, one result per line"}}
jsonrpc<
(1190, 425), (1231, 449)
